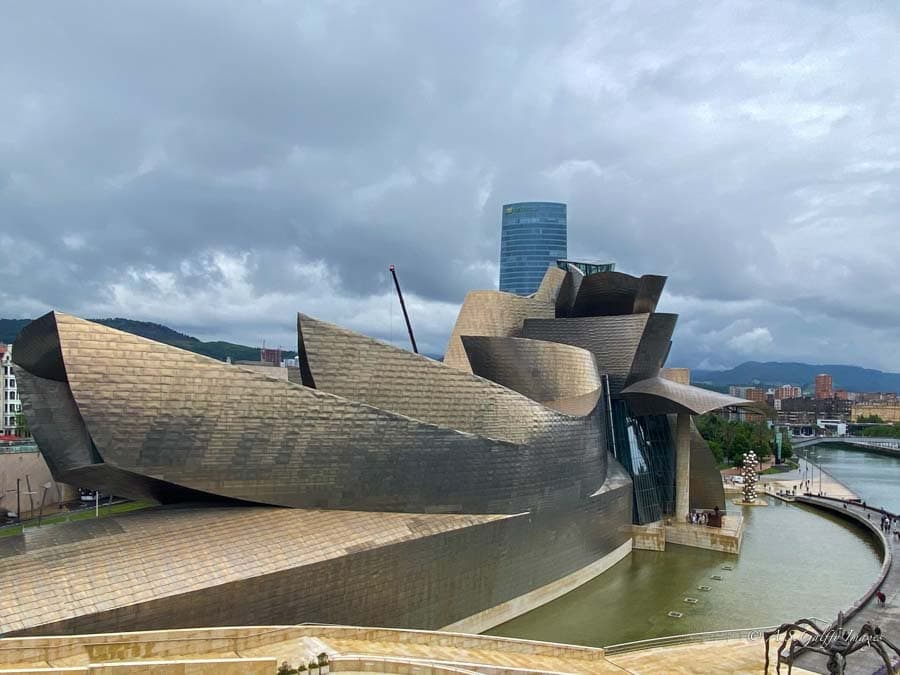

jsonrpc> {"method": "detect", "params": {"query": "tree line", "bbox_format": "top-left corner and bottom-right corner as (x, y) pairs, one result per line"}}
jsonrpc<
(694, 414), (792, 466)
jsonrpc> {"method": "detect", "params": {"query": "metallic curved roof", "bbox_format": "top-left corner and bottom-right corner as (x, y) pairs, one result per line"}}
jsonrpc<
(443, 291), (555, 372)
(531, 266), (568, 305)
(14, 312), (609, 514)
(297, 313), (586, 444)
(554, 264), (584, 316)
(460, 336), (603, 416)
(0, 505), (507, 635)
(521, 313), (677, 396)
(620, 376), (758, 416)
(567, 271), (667, 318)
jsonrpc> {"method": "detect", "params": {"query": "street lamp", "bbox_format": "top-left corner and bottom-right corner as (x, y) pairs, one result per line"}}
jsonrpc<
(36, 481), (52, 527)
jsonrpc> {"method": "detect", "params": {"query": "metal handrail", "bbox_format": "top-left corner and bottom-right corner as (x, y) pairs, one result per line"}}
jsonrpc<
(0, 443), (38, 454)
(603, 626), (779, 654)
(604, 619), (828, 655)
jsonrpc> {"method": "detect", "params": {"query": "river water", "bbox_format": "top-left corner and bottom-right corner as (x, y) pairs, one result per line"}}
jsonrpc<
(487, 448), (890, 647)
(806, 443), (900, 513)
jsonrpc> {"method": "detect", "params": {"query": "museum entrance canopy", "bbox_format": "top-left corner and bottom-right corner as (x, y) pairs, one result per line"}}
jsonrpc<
(620, 376), (765, 417)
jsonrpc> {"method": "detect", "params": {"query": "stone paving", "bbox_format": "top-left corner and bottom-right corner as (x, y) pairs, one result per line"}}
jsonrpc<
(0, 624), (824, 674)
(757, 456), (857, 500)
(605, 637), (818, 674)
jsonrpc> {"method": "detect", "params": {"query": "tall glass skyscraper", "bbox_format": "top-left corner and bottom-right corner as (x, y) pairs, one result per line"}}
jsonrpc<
(499, 202), (567, 296)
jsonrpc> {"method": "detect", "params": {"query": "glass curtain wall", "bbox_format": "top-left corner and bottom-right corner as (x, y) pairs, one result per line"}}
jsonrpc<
(611, 400), (676, 524)
(499, 202), (567, 296)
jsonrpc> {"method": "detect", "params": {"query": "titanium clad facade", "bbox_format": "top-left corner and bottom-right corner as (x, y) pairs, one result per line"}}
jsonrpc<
(0, 488), (632, 636)
(499, 202), (567, 296)
(443, 291), (555, 372)
(690, 423), (726, 511)
(16, 313), (609, 515)
(567, 272), (667, 318)
(460, 336), (602, 416)
(8, 259), (750, 635)
(521, 314), (678, 396)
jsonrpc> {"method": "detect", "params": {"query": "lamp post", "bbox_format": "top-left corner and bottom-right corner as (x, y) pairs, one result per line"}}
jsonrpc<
(818, 448), (823, 495)
(36, 482), (52, 527)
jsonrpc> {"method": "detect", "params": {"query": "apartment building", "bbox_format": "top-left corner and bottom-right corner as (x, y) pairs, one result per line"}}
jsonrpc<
(1, 344), (23, 437)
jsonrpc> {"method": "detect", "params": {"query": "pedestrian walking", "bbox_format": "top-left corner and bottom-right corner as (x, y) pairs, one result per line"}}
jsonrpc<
(877, 591), (886, 607)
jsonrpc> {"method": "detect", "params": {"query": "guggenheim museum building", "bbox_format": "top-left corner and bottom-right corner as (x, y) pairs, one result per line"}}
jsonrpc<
(1, 263), (753, 637)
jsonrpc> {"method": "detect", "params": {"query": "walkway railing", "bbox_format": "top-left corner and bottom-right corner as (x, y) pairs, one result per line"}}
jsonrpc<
(604, 625), (781, 655)
(794, 495), (894, 622)
(0, 442), (38, 454)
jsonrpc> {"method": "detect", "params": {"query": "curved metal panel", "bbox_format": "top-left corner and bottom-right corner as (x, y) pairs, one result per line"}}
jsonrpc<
(626, 313), (678, 387)
(620, 376), (756, 416)
(569, 272), (668, 317)
(531, 266), (567, 305)
(16, 313), (608, 515)
(555, 264), (584, 317)
(443, 291), (555, 372)
(570, 271), (639, 317)
(689, 423), (726, 511)
(14, 368), (96, 476)
(0, 483), (632, 636)
(460, 336), (602, 416)
(297, 313), (580, 443)
(521, 314), (652, 396)
(10, 312), (66, 382)
(634, 275), (667, 314)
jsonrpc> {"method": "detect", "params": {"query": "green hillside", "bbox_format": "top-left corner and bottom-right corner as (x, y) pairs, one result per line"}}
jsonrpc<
(0, 317), (295, 363)
(693, 361), (900, 393)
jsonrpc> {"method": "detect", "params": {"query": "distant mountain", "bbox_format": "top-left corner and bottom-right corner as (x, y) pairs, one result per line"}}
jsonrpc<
(693, 361), (900, 393)
(0, 318), (296, 363)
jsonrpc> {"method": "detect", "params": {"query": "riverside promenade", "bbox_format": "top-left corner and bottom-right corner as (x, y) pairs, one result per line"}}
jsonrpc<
(792, 495), (899, 675)
(756, 455), (857, 501)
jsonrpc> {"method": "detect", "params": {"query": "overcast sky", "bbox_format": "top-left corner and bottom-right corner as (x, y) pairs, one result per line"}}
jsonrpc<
(2, 1), (900, 370)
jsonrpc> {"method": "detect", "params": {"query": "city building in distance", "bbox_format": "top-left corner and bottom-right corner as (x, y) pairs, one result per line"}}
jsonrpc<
(774, 384), (802, 401)
(815, 373), (834, 399)
(0, 344), (23, 437)
(3, 264), (756, 637)
(498, 201), (567, 295)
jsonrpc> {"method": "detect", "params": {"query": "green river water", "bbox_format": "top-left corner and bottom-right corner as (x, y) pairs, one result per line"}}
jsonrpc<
(488, 446), (895, 647)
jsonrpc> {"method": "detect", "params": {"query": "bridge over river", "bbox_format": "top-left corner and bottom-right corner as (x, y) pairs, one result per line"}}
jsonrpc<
(793, 435), (900, 458)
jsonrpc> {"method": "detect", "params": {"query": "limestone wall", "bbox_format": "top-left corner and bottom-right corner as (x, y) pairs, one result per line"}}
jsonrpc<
(0, 449), (73, 518)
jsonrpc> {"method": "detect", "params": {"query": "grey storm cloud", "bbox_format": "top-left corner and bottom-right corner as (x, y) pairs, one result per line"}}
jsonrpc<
(2, 1), (900, 367)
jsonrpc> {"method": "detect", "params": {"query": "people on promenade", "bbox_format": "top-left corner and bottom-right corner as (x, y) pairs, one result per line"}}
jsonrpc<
(877, 591), (886, 607)
(686, 511), (715, 526)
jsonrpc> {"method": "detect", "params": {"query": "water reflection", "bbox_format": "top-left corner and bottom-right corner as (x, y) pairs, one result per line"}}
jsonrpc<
(488, 496), (881, 647)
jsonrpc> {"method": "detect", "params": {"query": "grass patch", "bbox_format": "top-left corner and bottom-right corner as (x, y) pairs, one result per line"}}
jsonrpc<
(760, 462), (798, 475)
(0, 500), (154, 538)
(0, 525), (22, 538)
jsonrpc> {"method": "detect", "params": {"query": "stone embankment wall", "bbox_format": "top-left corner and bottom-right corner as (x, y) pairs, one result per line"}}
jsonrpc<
(0, 449), (73, 518)
(794, 495), (892, 620)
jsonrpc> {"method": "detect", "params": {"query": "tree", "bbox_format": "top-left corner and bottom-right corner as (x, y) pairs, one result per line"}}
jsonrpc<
(861, 425), (900, 439)
(14, 411), (29, 438)
(695, 413), (774, 466)
(779, 431), (794, 460)
(858, 414), (885, 424)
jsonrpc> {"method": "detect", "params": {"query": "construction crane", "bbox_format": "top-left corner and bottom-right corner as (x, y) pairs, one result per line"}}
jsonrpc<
(389, 264), (418, 354)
